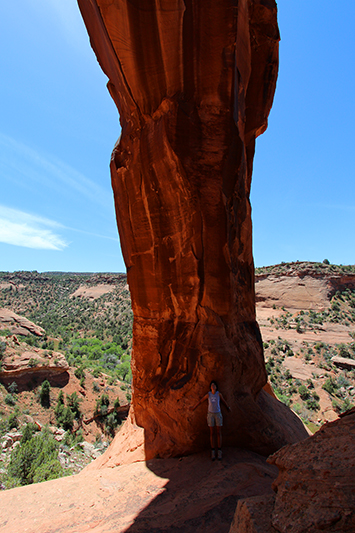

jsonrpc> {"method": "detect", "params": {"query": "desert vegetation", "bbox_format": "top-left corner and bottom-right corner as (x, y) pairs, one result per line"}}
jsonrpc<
(1, 264), (355, 488)
(0, 272), (132, 489)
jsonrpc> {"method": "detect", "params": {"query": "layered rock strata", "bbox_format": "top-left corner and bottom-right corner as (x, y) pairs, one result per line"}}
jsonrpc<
(78, 0), (307, 457)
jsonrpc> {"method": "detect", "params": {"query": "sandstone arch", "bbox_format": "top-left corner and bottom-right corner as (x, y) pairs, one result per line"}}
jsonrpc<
(78, 0), (308, 459)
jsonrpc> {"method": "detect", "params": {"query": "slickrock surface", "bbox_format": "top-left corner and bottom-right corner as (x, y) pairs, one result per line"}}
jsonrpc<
(0, 448), (278, 533)
(231, 408), (355, 532)
(0, 337), (69, 390)
(0, 308), (45, 337)
(77, 0), (306, 458)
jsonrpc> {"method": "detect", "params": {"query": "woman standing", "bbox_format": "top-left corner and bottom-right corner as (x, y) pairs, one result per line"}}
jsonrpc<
(191, 381), (231, 460)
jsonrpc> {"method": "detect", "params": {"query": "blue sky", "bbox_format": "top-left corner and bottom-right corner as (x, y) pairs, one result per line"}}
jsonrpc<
(1, 1), (354, 273)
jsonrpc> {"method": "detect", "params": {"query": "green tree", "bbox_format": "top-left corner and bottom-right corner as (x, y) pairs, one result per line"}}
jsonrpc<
(39, 380), (51, 408)
(298, 385), (310, 401)
(67, 392), (81, 419)
(7, 426), (64, 486)
(61, 407), (74, 431)
(322, 377), (338, 396)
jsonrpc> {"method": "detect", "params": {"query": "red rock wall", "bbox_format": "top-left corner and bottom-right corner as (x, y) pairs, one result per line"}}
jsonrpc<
(78, 0), (307, 457)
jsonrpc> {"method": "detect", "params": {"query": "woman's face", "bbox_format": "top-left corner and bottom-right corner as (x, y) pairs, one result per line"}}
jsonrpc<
(210, 382), (217, 394)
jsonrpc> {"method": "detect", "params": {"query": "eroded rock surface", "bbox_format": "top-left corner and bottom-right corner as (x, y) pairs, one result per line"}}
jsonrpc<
(0, 308), (45, 337)
(269, 408), (355, 532)
(0, 337), (69, 390)
(231, 409), (355, 532)
(78, 0), (307, 457)
(0, 448), (278, 533)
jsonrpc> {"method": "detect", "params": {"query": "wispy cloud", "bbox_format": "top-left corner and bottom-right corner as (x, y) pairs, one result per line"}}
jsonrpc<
(0, 206), (67, 250)
(28, 0), (90, 54)
(64, 225), (119, 242)
(0, 133), (113, 210)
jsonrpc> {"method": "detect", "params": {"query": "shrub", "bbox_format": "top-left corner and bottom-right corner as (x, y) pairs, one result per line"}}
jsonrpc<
(21, 423), (38, 444)
(95, 394), (110, 415)
(74, 366), (85, 381)
(92, 367), (102, 378)
(306, 379), (314, 389)
(312, 391), (320, 401)
(306, 398), (320, 411)
(8, 382), (18, 394)
(67, 392), (81, 419)
(57, 390), (64, 405)
(0, 341), (6, 356)
(338, 344), (350, 358)
(39, 380), (51, 408)
(114, 397), (120, 409)
(7, 412), (19, 430)
(4, 394), (16, 406)
(322, 377), (338, 396)
(298, 385), (310, 401)
(7, 426), (64, 486)
(61, 407), (74, 431)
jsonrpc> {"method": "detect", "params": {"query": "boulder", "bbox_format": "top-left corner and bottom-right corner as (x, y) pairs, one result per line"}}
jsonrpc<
(230, 408), (355, 532)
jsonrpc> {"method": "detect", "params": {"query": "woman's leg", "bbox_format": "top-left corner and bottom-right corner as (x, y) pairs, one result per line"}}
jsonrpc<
(209, 426), (215, 449)
(216, 426), (222, 449)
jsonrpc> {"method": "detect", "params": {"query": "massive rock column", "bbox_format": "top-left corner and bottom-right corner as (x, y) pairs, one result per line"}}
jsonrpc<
(78, 0), (307, 458)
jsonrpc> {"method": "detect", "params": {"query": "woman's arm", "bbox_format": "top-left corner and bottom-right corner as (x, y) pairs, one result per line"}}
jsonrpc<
(219, 393), (231, 412)
(191, 393), (208, 411)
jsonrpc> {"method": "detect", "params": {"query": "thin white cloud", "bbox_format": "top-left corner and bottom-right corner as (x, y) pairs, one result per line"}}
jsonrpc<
(27, 0), (90, 53)
(0, 133), (113, 210)
(64, 225), (119, 242)
(0, 206), (67, 251)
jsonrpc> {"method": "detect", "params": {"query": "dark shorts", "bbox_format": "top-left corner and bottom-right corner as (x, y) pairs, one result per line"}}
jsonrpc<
(207, 412), (223, 427)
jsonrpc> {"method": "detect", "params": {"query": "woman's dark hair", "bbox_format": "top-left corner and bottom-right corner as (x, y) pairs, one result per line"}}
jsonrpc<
(210, 380), (218, 390)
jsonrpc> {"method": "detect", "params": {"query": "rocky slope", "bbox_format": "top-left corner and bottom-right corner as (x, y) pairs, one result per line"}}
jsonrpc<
(256, 262), (355, 429)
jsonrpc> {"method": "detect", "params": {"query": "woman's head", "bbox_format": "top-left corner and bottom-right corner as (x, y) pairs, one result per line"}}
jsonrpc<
(210, 380), (218, 392)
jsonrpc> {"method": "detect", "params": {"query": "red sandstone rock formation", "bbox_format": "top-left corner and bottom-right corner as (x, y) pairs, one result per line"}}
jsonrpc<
(230, 408), (355, 532)
(0, 308), (45, 337)
(0, 448), (278, 533)
(78, 0), (307, 457)
(0, 339), (69, 390)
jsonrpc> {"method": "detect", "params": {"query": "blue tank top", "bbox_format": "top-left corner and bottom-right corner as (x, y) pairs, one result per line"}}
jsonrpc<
(208, 391), (221, 413)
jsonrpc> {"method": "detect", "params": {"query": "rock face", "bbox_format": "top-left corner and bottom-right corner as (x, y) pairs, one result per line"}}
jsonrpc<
(255, 265), (355, 310)
(0, 448), (278, 533)
(0, 337), (69, 390)
(0, 308), (45, 337)
(78, 0), (307, 457)
(230, 408), (355, 532)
